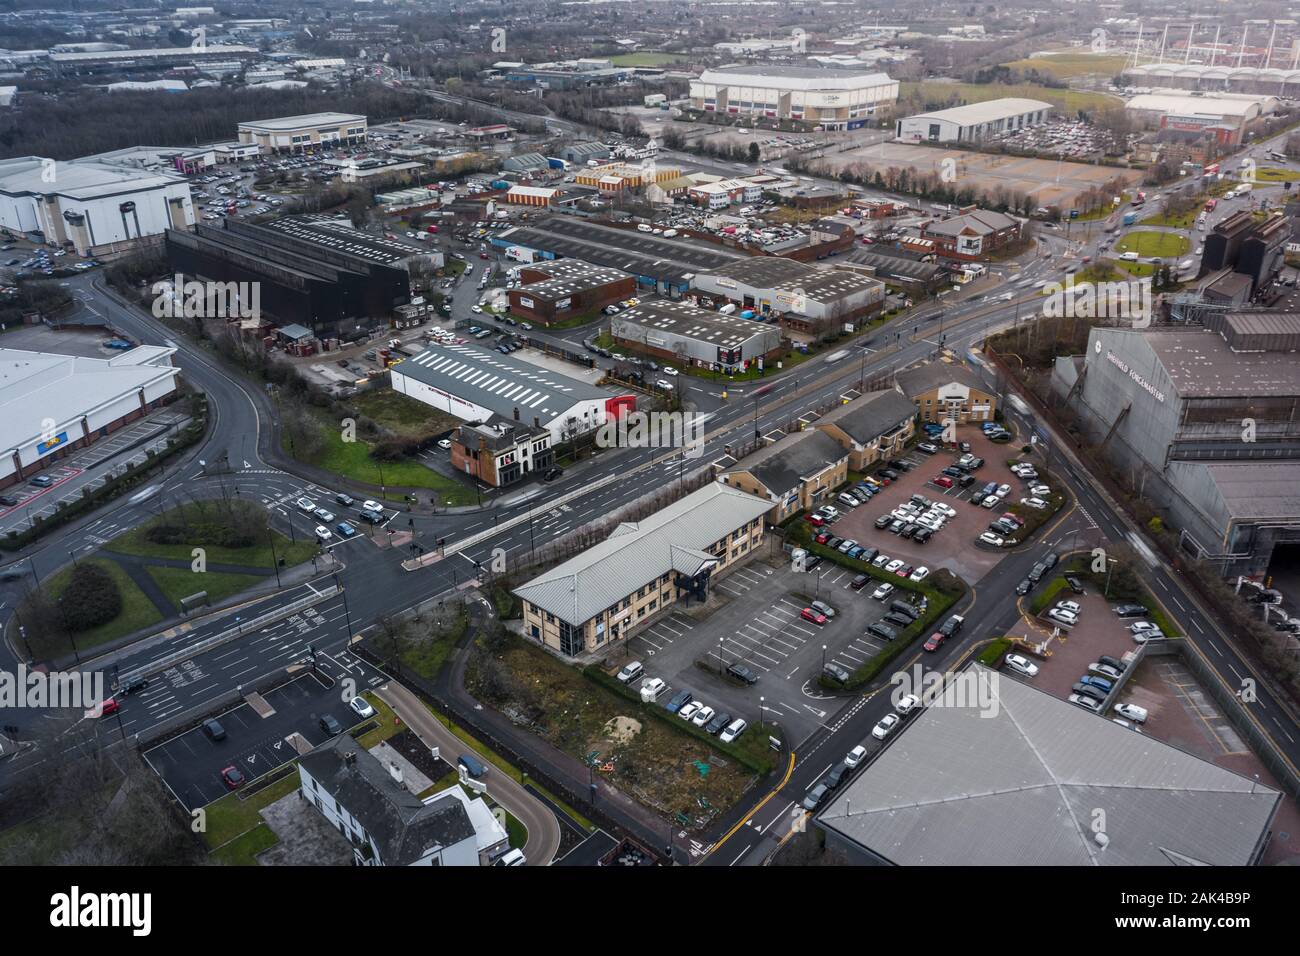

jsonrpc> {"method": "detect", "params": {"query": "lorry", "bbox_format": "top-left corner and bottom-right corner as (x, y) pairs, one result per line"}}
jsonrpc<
(1121, 212), (1137, 226)
(490, 179), (510, 191)
(546, 157), (568, 170)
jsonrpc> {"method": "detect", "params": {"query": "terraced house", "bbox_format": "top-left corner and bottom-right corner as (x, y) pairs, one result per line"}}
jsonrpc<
(514, 483), (770, 657)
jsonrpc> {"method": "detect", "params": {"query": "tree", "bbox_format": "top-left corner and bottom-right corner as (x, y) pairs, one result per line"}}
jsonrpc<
(748, 141), (761, 164)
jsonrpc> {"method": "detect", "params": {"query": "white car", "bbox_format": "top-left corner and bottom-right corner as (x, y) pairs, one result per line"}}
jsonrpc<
(1069, 693), (1102, 712)
(908, 566), (930, 582)
(844, 744), (868, 768)
(471, 305), (483, 313)
(981, 494), (1002, 509)
(296, 497), (315, 512)
(349, 696), (375, 718)
(871, 582), (894, 600)
(1055, 600), (1082, 615)
(1114, 702), (1148, 723)
(978, 532), (1004, 547)
(640, 676), (667, 699)
(437, 439), (452, 450)
(719, 718), (747, 743)
(678, 701), (702, 722)
(314, 525), (333, 541)
(996, 484), (1011, 497)
(1004, 654), (1039, 677)
(1021, 497), (1048, 510)
(884, 559), (905, 574)
(1129, 621), (1161, 635)
(656, 379), (675, 391)
(361, 500), (383, 513)
(691, 705), (716, 727)
(1047, 607), (1078, 626)
(932, 503), (957, 518)
(837, 493), (860, 508)
(871, 713), (901, 740)
(661, 366), (679, 376)
(821, 506), (840, 519)
(1029, 483), (1051, 497)
(894, 693), (920, 715)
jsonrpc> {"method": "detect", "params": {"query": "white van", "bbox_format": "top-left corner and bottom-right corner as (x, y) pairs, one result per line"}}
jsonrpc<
(1119, 251), (1139, 262)
(637, 223), (652, 233)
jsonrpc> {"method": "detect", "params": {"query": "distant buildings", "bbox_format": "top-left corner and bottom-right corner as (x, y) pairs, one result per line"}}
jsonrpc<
(690, 65), (899, 130)
(895, 98), (1052, 143)
(918, 208), (1022, 260)
(506, 259), (636, 326)
(236, 112), (368, 154)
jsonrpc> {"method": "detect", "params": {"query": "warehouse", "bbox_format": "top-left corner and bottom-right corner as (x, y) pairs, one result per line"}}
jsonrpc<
(515, 482), (770, 657)
(817, 665), (1280, 865)
(0, 155), (195, 255)
(236, 112), (368, 153)
(690, 65), (899, 130)
(391, 342), (635, 444)
(0, 345), (179, 489)
(503, 185), (558, 208)
(507, 259), (635, 326)
(49, 44), (258, 74)
(1122, 63), (1300, 97)
(164, 215), (428, 337)
(1050, 315), (1300, 576)
(1124, 92), (1276, 141)
(611, 299), (784, 372)
(840, 247), (953, 294)
(895, 98), (1052, 143)
(686, 178), (762, 210)
(690, 256), (886, 333)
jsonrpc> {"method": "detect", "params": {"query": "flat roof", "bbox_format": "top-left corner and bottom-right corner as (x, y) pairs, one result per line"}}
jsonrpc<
(237, 112), (366, 132)
(0, 155), (183, 201)
(261, 215), (421, 266)
(393, 342), (615, 424)
(903, 97), (1053, 126)
(515, 259), (629, 301)
(513, 483), (771, 625)
(818, 665), (1280, 866)
(1138, 328), (1300, 398)
(1191, 461), (1300, 521)
(699, 65), (896, 90)
(50, 45), (257, 62)
(613, 299), (780, 350)
(698, 257), (882, 303)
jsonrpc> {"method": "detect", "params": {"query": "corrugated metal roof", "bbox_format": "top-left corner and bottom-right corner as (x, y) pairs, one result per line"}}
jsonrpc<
(513, 483), (770, 625)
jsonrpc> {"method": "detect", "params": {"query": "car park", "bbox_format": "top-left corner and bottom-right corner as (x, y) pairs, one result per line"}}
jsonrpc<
(1004, 654), (1039, 677)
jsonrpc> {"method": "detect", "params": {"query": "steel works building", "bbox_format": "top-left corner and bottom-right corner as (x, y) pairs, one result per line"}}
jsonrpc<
(1051, 314), (1300, 575)
(611, 299), (784, 373)
(0, 346), (179, 489)
(391, 342), (635, 444)
(690, 66), (899, 130)
(515, 483), (771, 657)
(506, 259), (636, 325)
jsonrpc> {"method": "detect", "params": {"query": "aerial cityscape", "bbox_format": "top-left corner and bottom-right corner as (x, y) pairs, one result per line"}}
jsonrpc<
(0, 0), (1296, 904)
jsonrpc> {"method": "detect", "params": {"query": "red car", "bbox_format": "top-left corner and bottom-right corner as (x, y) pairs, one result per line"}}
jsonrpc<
(801, 607), (828, 626)
(895, 564), (913, 578)
(221, 766), (246, 790)
(815, 531), (832, 544)
(923, 633), (946, 652)
(1000, 513), (1025, 527)
(97, 698), (120, 717)
(805, 513), (825, 527)
(933, 476), (954, 488)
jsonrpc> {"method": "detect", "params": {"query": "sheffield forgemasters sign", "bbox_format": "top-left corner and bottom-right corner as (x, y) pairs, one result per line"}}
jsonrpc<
(1106, 350), (1166, 404)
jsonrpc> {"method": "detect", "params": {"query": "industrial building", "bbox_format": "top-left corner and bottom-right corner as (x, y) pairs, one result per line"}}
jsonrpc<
(1122, 62), (1300, 97)
(390, 342), (635, 444)
(515, 482), (771, 657)
(164, 216), (428, 336)
(236, 112), (368, 153)
(1051, 315), (1300, 575)
(1200, 211), (1289, 293)
(690, 65), (899, 130)
(0, 155), (195, 255)
(1124, 91), (1277, 144)
(816, 665), (1280, 866)
(450, 416), (554, 488)
(0, 345), (179, 490)
(686, 178), (763, 210)
(506, 259), (636, 326)
(895, 98), (1052, 143)
(840, 247), (953, 294)
(49, 44), (259, 74)
(896, 362), (998, 424)
(690, 256), (886, 332)
(611, 299), (784, 373)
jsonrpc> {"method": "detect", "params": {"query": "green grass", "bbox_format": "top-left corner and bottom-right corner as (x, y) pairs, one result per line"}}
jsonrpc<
(350, 389), (459, 438)
(106, 503), (318, 570)
(353, 692), (402, 749)
(145, 565), (268, 608)
(209, 822), (278, 866)
(1001, 52), (1133, 79)
(609, 51), (687, 66)
(503, 809), (528, 849)
(306, 409), (477, 506)
(977, 638), (1013, 666)
(395, 609), (467, 679)
(1140, 210), (1197, 228)
(29, 558), (163, 657)
(900, 81), (1120, 115)
(1114, 231), (1189, 258)
(1111, 259), (1158, 278)
(1254, 166), (1300, 182)
(203, 770), (302, 850)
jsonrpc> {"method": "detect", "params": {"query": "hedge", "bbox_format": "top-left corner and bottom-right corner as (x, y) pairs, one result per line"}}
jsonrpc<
(582, 665), (776, 775)
(977, 638), (1013, 667)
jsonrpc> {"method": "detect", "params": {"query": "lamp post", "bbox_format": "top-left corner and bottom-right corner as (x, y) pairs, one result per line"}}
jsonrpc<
(821, 644), (827, 672)
(759, 696), (765, 729)
(752, 384), (773, 444)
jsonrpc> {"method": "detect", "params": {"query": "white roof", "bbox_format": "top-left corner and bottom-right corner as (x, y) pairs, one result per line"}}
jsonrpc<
(698, 65), (895, 91)
(1125, 92), (1273, 118)
(0, 155), (184, 200)
(0, 346), (179, 454)
(905, 98), (1053, 126)
(237, 112), (366, 132)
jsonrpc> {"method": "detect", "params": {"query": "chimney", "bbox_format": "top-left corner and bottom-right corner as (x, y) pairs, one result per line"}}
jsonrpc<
(343, 751), (357, 766)
(533, 416), (540, 428)
(388, 762), (404, 786)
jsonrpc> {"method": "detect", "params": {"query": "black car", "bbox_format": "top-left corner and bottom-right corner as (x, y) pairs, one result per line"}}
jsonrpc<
(958, 474), (977, 488)
(543, 467), (564, 481)
(727, 663), (759, 685)
(913, 528), (933, 544)
(1072, 682), (1107, 703)
(851, 573), (871, 591)
(335, 492), (355, 507)
(0, 566), (23, 582)
(822, 762), (851, 789)
(1043, 552), (1059, 569)
(705, 711), (732, 735)
(826, 536), (843, 550)
(122, 676), (149, 695)
(878, 468), (900, 480)
(0, 494), (17, 507)
(823, 662), (852, 684)
(1015, 578), (1033, 595)
(319, 714), (343, 736)
(1027, 562), (1048, 583)
(971, 491), (987, 506)
(899, 523), (919, 539)
(1112, 604), (1148, 618)
(867, 622), (899, 642)
(874, 515), (893, 530)
(883, 611), (913, 628)
(942, 466), (963, 478)
(858, 547), (879, 563)
(1065, 575), (1086, 594)
(804, 555), (822, 571)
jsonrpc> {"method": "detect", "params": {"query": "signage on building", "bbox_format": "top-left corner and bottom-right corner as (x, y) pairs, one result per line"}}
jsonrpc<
(519, 296), (535, 310)
(1106, 350), (1166, 403)
(956, 234), (983, 256)
(36, 431), (68, 455)
(936, 383), (970, 402)
(555, 297), (572, 311)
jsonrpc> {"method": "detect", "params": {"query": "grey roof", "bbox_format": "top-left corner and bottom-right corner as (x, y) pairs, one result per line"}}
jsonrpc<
(843, 249), (950, 283)
(513, 483), (770, 625)
(697, 257), (882, 304)
(516, 258), (630, 301)
(300, 736), (475, 866)
(815, 388), (917, 445)
(923, 209), (1020, 238)
(1141, 328), (1300, 397)
(723, 429), (848, 496)
(237, 111), (366, 131)
(613, 299), (783, 351)
(1181, 461), (1300, 521)
(903, 98), (1053, 127)
(0, 155), (183, 201)
(818, 665), (1280, 866)
(894, 361), (988, 398)
(395, 342), (616, 425)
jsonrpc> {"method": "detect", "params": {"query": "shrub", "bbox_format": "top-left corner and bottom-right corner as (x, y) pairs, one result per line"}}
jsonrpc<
(60, 563), (122, 632)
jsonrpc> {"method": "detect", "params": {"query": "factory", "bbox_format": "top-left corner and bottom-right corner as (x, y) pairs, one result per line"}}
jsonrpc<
(1123, 91), (1277, 144)
(390, 342), (635, 445)
(236, 112), (368, 154)
(164, 216), (432, 337)
(895, 98), (1053, 143)
(690, 257), (886, 333)
(0, 155), (195, 255)
(611, 299), (785, 373)
(1199, 211), (1289, 293)
(49, 44), (259, 74)
(506, 259), (636, 326)
(0, 346), (180, 490)
(690, 65), (899, 130)
(1121, 62), (1300, 98)
(1050, 314), (1300, 576)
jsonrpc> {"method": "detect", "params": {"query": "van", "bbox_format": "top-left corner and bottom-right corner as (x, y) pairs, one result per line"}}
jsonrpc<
(1119, 251), (1139, 262)
(889, 600), (920, 621)
(637, 223), (652, 233)
(458, 753), (489, 778)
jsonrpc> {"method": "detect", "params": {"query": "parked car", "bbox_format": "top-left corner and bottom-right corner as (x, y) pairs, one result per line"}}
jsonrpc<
(802, 782), (830, 810)
(705, 711), (732, 735)
(823, 662), (851, 684)
(978, 532), (1004, 547)
(349, 697), (376, 718)
(1113, 604), (1148, 618)
(844, 744), (868, 768)
(1004, 654), (1039, 677)
(295, 497), (315, 512)
(727, 662), (759, 685)
(801, 607), (828, 626)
(923, 632), (946, 652)
(895, 693), (920, 715)
(871, 582), (894, 600)
(319, 714), (343, 736)
(616, 661), (644, 683)
(221, 766), (246, 790)
(871, 713), (901, 740)
(677, 701), (702, 722)
(1047, 607), (1078, 626)
(719, 717), (747, 743)
(690, 704), (716, 728)
(665, 689), (693, 714)
(810, 600), (836, 619)
(1069, 693), (1102, 712)
(1115, 703), (1148, 723)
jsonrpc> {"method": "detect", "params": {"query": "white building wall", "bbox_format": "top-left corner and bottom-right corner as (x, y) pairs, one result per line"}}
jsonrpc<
(390, 369), (493, 422)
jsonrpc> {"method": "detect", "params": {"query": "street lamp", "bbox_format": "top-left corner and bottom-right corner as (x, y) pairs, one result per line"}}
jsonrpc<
(759, 696), (765, 729)
(718, 637), (724, 675)
(821, 644), (827, 672)
(752, 384), (773, 444)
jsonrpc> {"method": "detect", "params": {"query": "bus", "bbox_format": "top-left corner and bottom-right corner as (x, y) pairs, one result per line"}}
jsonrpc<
(1203, 162), (1221, 176)
(1204, 198), (1218, 212)
(1268, 151), (1287, 162)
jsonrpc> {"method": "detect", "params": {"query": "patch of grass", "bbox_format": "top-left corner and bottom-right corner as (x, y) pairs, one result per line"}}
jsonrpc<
(1028, 576), (1071, 615)
(977, 638), (1013, 666)
(353, 692), (402, 749)
(107, 501), (318, 570)
(145, 566), (267, 607)
(392, 608), (468, 679)
(1114, 231), (1188, 258)
(1140, 210), (1197, 229)
(503, 809), (528, 849)
(1001, 52), (1132, 79)
(202, 771), (302, 850)
(900, 80), (1120, 115)
(609, 51), (688, 66)
(209, 822), (278, 866)
(1254, 166), (1300, 182)
(27, 558), (162, 656)
(350, 389), (460, 438)
(1110, 258), (1157, 278)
